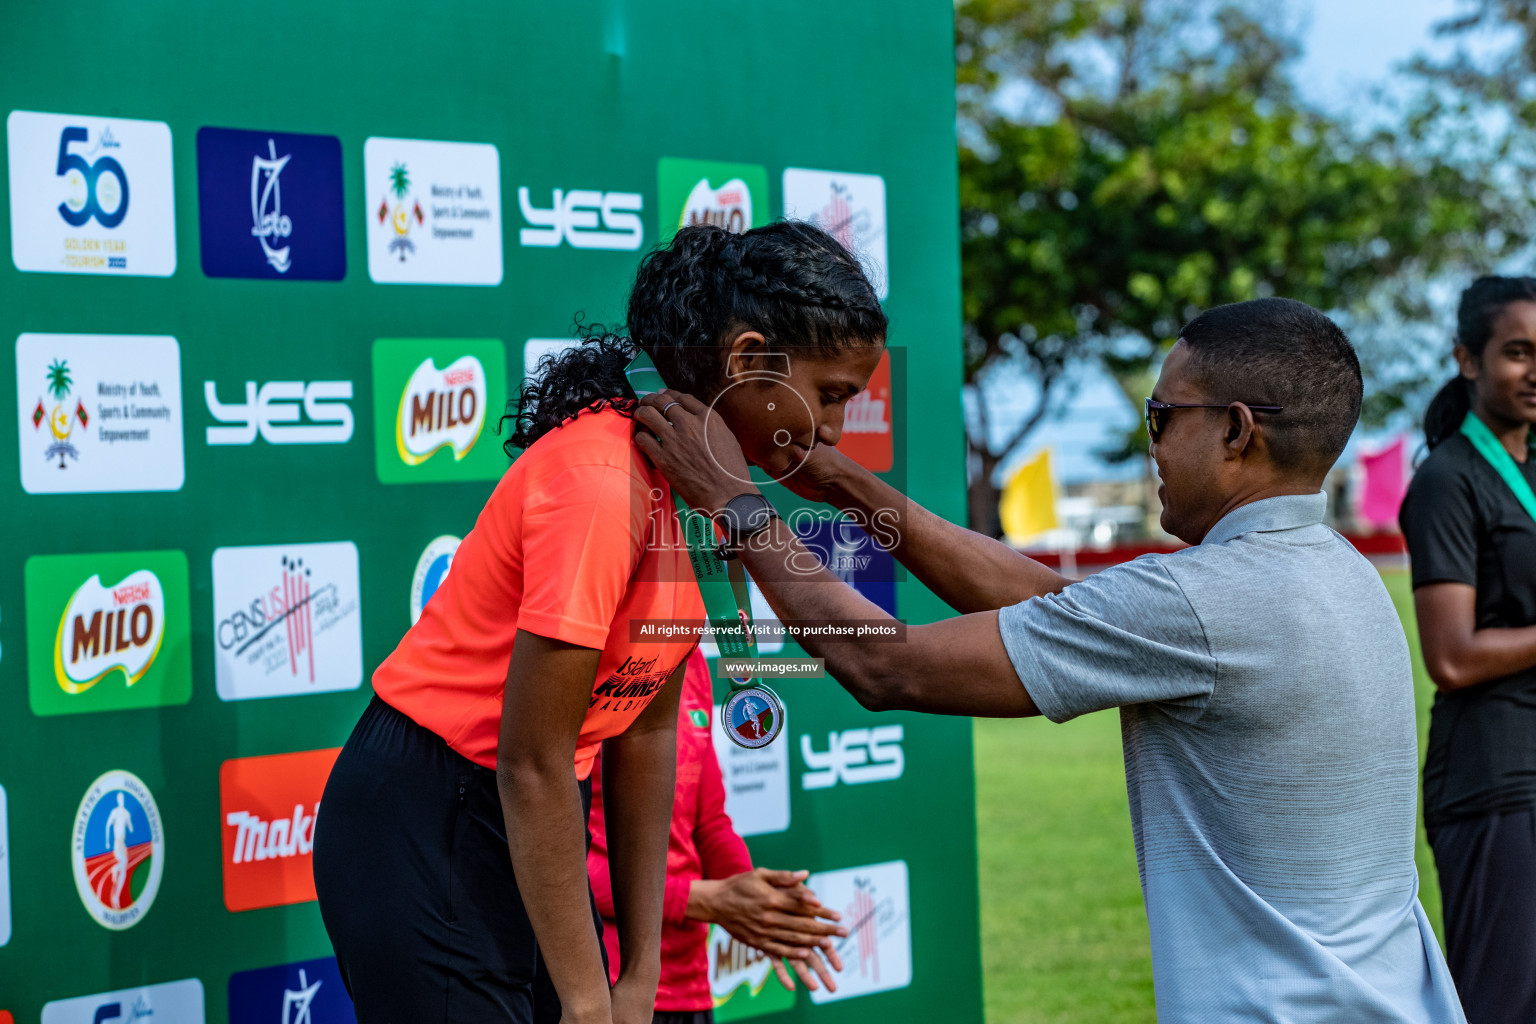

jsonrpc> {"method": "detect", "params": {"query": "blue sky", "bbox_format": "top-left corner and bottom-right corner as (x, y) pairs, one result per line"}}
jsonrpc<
(997, 0), (1470, 485)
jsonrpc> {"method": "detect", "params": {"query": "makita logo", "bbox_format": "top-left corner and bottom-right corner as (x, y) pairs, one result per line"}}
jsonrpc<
(219, 748), (338, 912)
(800, 725), (904, 790)
(226, 804), (317, 863)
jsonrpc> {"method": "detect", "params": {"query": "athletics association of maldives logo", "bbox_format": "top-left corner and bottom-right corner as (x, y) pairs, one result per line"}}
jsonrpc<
(723, 688), (782, 749)
(72, 769), (164, 930)
(53, 569), (166, 694)
(396, 355), (486, 465)
(410, 535), (460, 625)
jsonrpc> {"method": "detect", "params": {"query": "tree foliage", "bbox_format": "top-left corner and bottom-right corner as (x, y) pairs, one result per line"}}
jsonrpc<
(957, 0), (1527, 535)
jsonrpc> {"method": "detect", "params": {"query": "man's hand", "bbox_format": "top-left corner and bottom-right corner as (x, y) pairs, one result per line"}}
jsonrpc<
(689, 867), (848, 960)
(634, 390), (755, 513)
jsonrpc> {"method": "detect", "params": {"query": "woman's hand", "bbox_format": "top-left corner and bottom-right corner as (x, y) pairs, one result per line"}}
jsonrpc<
(771, 944), (843, 993)
(689, 867), (848, 960)
(634, 390), (754, 514)
(607, 975), (657, 1024)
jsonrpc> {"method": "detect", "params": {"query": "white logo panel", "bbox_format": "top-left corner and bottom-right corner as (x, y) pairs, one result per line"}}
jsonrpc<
(713, 702), (789, 836)
(0, 783), (9, 947)
(806, 860), (912, 1003)
(15, 333), (184, 494)
(42, 978), (205, 1024)
(212, 542), (363, 701)
(782, 168), (888, 299)
(8, 110), (176, 276)
(364, 137), (502, 285)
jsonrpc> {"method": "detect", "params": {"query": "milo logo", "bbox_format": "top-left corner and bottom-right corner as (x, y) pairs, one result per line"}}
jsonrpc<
(53, 570), (165, 694)
(681, 177), (753, 234)
(657, 159), (768, 243)
(707, 923), (795, 1017)
(395, 354), (487, 465)
(26, 550), (191, 717)
(371, 339), (507, 484)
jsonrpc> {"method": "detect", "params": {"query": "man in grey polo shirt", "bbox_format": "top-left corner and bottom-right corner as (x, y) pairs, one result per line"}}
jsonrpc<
(634, 297), (1464, 1021)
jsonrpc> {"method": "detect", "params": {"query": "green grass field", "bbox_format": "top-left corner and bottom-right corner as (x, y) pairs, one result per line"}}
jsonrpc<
(974, 569), (1441, 1023)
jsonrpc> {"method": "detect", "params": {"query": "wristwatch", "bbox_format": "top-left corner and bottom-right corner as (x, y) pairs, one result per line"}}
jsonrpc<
(717, 492), (780, 547)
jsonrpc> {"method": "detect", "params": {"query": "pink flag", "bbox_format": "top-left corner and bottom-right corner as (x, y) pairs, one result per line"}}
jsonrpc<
(1357, 436), (1408, 529)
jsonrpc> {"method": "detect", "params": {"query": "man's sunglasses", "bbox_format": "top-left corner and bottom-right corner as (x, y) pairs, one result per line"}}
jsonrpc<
(1144, 398), (1284, 444)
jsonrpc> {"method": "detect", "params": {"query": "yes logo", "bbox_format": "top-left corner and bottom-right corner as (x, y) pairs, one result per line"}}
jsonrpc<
(518, 187), (643, 250)
(657, 159), (768, 242)
(7, 110), (176, 276)
(220, 748), (340, 911)
(800, 725), (904, 790)
(205, 380), (354, 445)
(26, 551), (192, 717)
(371, 339), (507, 484)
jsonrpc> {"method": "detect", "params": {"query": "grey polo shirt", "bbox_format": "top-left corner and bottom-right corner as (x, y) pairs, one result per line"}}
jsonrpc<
(998, 493), (1463, 1023)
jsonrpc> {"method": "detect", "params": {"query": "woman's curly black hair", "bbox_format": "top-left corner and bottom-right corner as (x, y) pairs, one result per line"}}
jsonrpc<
(504, 220), (887, 453)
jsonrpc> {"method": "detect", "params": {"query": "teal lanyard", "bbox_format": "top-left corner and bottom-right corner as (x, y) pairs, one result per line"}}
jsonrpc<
(1461, 412), (1536, 524)
(623, 351), (763, 692)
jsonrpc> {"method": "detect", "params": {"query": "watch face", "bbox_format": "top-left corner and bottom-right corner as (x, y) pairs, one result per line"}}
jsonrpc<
(722, 685), (785, 748)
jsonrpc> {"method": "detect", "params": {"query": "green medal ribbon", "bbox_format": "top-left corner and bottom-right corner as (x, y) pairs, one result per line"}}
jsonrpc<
(623, 350), (785, 747)
(1460, 412), (1536, 524)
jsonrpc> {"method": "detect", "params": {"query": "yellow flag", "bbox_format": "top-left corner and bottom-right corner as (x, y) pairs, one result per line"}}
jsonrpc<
(999, 448), (1059, 545)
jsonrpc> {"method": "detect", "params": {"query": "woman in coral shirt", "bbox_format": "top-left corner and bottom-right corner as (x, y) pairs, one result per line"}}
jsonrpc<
(589, 650), (844, 1024)
(313, 221), (887, 1024)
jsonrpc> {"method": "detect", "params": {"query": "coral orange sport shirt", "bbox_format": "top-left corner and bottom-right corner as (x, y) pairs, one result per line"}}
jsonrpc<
(373, 406), (706, 780)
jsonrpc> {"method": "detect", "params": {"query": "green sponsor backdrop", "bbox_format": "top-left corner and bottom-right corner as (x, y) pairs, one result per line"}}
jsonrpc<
(0, 1), (978, 1021)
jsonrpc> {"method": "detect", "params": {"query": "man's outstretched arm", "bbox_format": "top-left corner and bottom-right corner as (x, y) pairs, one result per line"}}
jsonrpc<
(798, 445), (1070, 614)
(633, 390), (1039, 718)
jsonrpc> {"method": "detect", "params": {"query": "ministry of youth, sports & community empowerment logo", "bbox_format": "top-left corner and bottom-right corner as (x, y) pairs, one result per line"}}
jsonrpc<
(72, 769), (165, 930)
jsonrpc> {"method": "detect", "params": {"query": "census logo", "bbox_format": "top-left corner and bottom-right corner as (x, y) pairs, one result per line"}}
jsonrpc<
(783, 168), (888, 299)
(806, 860), (912, 1003)
(53, 569), (165, 695)
(41, 978), (205, 1024)
(7, 110), (176, 277)
(72, 769), (165, 931)
(518, 187), (643, 250)
(364, 137), (502, 285)
(397, 355), (487, 465)
(212, 542), (362, 702)
(196, 127), (346, 280)
(220, 748), (340, 912)
(228, 956), (355, 1024)
(410, 535), (460, 625)
(15, 333), (185, 495)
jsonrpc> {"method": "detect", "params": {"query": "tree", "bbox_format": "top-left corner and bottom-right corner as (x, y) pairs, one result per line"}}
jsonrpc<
(957, 0), (1526, 536)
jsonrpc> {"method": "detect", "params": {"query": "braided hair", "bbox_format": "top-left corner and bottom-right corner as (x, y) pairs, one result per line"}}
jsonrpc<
(506, 221), (887, 451)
